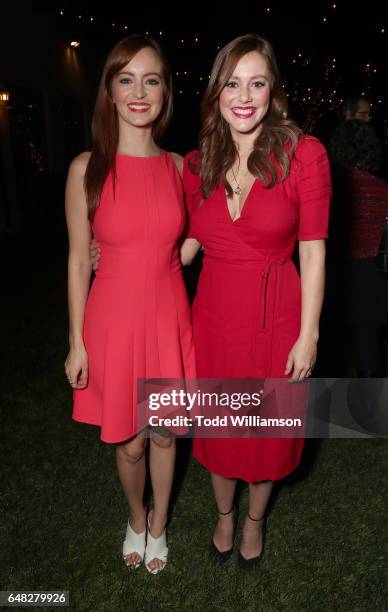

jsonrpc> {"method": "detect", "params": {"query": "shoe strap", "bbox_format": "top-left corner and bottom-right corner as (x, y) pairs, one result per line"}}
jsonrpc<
(123, 521), (146, 557)
(145, 529), (168, 563)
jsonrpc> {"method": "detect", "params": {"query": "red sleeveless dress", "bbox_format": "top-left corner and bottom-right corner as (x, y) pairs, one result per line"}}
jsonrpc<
(73, 152), (196, 443)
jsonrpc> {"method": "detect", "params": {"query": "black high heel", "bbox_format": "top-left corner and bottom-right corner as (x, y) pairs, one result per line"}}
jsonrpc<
(209, 505), (238, 562)
(238, 512), (266, 568)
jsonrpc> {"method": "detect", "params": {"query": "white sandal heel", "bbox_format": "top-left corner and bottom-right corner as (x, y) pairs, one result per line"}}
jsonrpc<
(122, 520), (146, 570)
(145, 515), (168, 574)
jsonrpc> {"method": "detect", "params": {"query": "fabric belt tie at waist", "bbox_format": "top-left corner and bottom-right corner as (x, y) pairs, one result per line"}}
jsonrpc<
(259, 257), (288, 329)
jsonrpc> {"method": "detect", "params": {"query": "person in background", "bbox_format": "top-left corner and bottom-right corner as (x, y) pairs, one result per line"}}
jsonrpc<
(341, 94), (372, 124)
(328, 119), (388, 377)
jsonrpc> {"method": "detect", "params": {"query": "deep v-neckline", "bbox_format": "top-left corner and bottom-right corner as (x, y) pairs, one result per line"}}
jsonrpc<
(224, 178), (257, 224)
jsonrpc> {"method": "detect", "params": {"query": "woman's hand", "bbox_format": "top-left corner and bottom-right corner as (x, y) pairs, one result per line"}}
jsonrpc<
(64, 345), (89, 389)
(180, 238), (202, 266)
(285, 335), (317, 381)
(90, 238), (101, 271)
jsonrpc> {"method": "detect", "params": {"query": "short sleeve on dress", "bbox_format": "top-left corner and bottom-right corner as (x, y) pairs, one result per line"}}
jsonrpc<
(183, 151), (202, 240)
(295, 136), (332, 241)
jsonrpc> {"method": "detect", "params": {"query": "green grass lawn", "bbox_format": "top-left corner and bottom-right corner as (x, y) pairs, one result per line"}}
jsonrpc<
(1, 229), (387, 612)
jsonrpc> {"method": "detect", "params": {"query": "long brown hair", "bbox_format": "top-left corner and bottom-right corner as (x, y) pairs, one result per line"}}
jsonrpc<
(192, 34), (303, 199)
(85, 34), (173, 220)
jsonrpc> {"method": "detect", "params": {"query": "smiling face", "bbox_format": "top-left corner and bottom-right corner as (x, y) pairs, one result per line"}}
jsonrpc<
(110, 46), (164, 130)
(219, 51), (272, 138)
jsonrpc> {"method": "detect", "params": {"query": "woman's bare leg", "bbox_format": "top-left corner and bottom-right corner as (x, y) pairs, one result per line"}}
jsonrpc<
(210, 472), (238, 552)
(147, 431), (176, 571)
(240, 480), (273, 559)
(116, 432), (147, 567)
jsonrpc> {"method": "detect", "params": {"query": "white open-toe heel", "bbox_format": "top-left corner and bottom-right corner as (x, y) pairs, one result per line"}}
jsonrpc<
(122, 519), (147, 570)
(144, 513), (168, 574)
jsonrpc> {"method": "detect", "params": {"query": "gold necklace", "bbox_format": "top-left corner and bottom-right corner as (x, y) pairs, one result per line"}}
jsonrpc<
(231, 166), (242, 195)
(231, 164), (249, 196)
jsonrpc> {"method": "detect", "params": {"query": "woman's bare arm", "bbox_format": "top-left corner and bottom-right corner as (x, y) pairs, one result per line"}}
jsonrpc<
(285, 239), (326, 380)
(64, 152), (92, 388)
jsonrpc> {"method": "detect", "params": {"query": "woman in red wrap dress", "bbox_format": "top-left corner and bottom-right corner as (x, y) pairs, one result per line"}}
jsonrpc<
(181, 34), (331, 566)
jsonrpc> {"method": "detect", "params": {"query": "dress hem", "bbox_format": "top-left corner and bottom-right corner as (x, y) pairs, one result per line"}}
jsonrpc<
(193, 446), (304, 483)
(72, 413), (138, 444)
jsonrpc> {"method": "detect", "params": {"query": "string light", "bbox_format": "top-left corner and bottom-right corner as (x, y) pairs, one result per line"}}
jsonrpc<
(29, 142), (45, 173)
(51, 9), (385, 135)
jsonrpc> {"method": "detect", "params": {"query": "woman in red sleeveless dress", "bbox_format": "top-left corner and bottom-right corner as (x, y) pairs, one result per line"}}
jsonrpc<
(64, 35), (195, 575)
(181, 35), (331, 566)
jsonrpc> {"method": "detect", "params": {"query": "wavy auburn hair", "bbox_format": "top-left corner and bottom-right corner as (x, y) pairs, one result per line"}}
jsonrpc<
(192, 34), (303, 199)
(85, 34), (173, 220)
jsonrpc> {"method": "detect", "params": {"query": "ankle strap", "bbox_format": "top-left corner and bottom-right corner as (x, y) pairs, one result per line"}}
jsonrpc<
(247, 512), (265, 522)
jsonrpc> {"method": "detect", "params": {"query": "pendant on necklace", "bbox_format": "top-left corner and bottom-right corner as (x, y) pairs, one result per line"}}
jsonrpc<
(234, 186), (242, 195)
